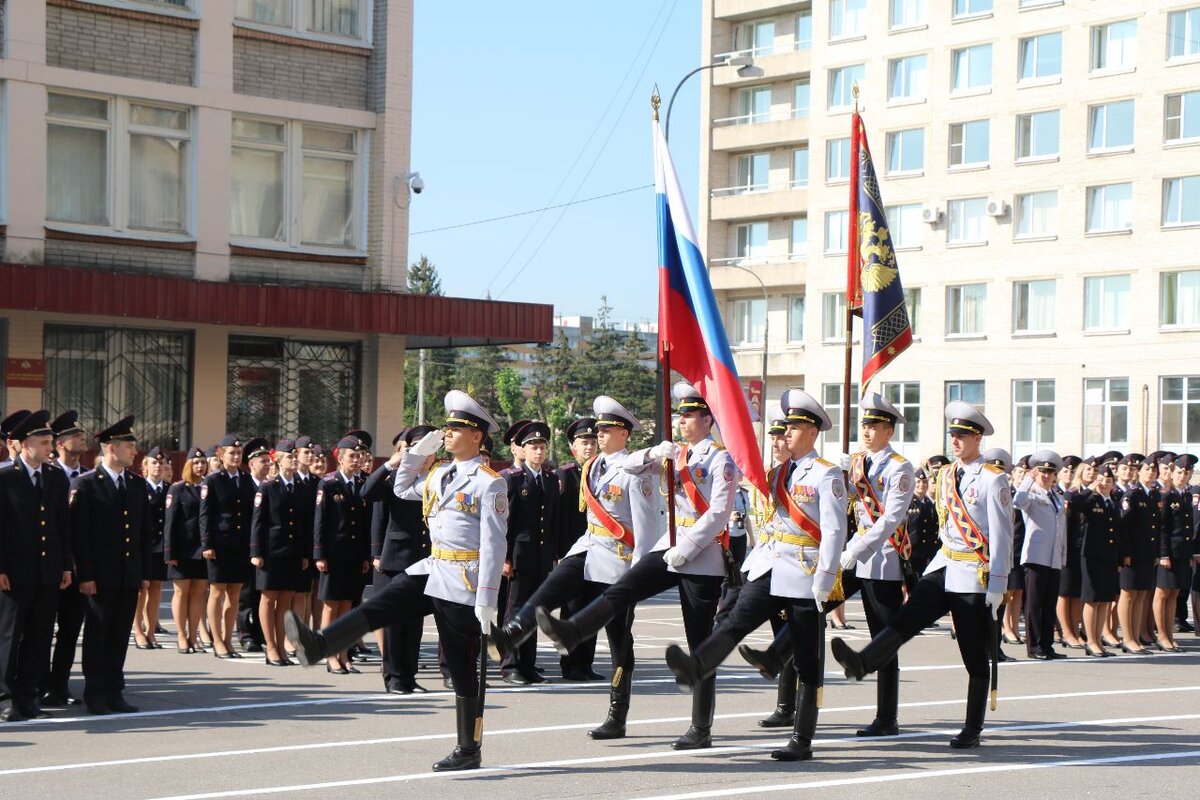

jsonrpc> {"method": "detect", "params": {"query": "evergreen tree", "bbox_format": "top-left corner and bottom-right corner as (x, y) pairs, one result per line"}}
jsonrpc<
(402, 256), (457, 426)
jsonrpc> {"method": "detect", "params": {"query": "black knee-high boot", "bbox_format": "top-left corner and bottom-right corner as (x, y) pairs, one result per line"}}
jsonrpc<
(432, 696), (483, 771)
(759, 659), (797, 727)
(770, 681), (817, 761)
(857, 667), (900, 736)
(672, 676), (716, 749)
(949, 675), (988, 749)
(285, 610), (371, 667)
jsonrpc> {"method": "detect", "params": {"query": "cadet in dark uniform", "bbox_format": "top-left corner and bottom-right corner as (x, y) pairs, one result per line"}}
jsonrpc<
(237, 438), (272, 653)
(907, 469), (939, 583)
(0, 411), (72, 721)
(314, 433), (372, 673)
(134, 446), (169, 650)
(1153, 454), (1196, 652)
(0, 410), (31, 468)
(165, 447), (209, 653)
(1057, 457), (1094, 649)
(1079, 461), (1121, 656)
(290, 436), (320, 634)
(553, 417), (603, 682)
(365, 426), (434, 693)
(71, 416), (155, 714)
(1118, 455), (1160, 654)
(200, 435), (255, 658)
(1003, 455), (1030, 645)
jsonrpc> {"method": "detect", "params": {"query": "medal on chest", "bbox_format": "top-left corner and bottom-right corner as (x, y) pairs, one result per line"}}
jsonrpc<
(792, 484), (817, 504)
(455, 491), (478, 514)
(965, 488), (978, 506)
(602, 484), (623, 503)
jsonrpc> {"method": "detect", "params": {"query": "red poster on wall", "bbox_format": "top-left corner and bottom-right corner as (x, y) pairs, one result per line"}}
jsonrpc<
(6, 359), (45, 389)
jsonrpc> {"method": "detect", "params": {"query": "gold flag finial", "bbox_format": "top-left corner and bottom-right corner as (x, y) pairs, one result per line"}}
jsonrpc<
(651, 86), (661, 121)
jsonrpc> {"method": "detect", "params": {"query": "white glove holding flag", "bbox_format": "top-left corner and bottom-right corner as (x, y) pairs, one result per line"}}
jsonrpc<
(648, 440), (681, 462)
(838, 453), (851, 472)
(839, 549), (859, 572)
(410, 430), (443, 458)
(663, 547), (688, 568)
(475, 605), (498, 630)
(985, 591), (1004, 620)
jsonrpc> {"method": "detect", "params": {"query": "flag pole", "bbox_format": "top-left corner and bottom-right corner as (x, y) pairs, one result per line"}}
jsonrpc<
(653, 90), (679, 548)
(842, 85), (862, 455)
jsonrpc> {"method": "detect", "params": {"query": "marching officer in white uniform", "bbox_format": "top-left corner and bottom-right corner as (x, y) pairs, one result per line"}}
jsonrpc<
(1014, 450), (1068, 660)
(287, 390), (507, 772)
(665, 388), (847, 762)
(832, 401), (1013, 750)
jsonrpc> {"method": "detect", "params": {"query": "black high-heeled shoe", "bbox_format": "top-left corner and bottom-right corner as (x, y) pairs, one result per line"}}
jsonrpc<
(327, 663), (350, 675)
(1002, 634), (1025, 645)
(134, 642), (152, 650)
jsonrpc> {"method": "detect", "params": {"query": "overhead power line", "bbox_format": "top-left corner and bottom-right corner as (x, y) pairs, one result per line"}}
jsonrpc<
(409, 184), (653, 235)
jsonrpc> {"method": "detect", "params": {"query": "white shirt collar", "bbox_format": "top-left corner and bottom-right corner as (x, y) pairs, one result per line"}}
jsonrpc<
(101, 462), (125, 483)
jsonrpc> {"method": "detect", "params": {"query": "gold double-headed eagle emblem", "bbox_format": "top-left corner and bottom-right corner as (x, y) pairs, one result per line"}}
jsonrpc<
(858, 211), (899, 293)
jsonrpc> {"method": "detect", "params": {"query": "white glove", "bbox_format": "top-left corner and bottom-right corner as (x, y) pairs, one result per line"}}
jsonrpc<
(410, 430), (443, 458)
(813, 589), (831, 607)
(648, 440), (680, 462)
(838, 453), (851, 472)
(662, 547), (688, 568)
(474, 605), (498, 630)
(985, 591), (1004, 619)
(839, 549), (859, 572)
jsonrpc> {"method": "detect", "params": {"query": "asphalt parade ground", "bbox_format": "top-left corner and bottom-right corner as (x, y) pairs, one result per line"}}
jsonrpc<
(2, 593), (1198, 800)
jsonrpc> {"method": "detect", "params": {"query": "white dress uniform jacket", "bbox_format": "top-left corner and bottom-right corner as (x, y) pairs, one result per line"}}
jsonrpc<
(564, 449), (660, 584)
(1013, 479), (1068, 569)
(927, 457), (1013, 594)
(846, 445), (916, 581)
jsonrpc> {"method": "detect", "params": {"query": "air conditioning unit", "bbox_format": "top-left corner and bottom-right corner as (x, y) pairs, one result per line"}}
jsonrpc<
(986, 199), (1009, 217)
(921, 206), (943, 224)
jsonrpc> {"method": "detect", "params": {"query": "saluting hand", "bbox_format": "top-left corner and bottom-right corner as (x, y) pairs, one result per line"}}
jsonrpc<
(60, 571), (72, 590)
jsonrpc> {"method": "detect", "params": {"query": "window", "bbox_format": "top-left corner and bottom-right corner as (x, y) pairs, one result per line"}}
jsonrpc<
(1016, 110), (1059, 160)
(735, 153), (771, 193)
(1164, 176), (1200, 226)
(1091, 20), (1137, 72)
(829, 64), (865, 110)
(890, 0), (926, 30)
(1014, 190), (1058, 238)
(228, 336), (360, 446)
(737, 87), (772, 125)
(235, 0), (368, 41)
(947, 283), (986, 335)
(949, 119), (989, 167)
(43, 325), (192, 450)
(231, 117), (363, 250)
(886, 128), (924, 174)
(827, 137), (851, 181)
(1019, 32), (1062, 81)
(825, 210), (849, 254)
(1160, 376), (1200, 450)
(46, 93), (191, 234)
(953, 0), (991, 18)
(904, 287), (922, 335)
(947, 197), (987, 244)
(734, 19), (775, 57)
(1168, 8), (1200, 60)
(1165, 91), (1200, 143)
(1013, 279), (1055, 333)
(732, 298), (767, 345)
(796, 11), (813, 51)
(822, 292), (847, 340)
(793, 80), (811, 119)
(790, 217), (808, 257)
(1084, 378), (1129, 454)
(829, 0), (866, 40)
(791, 147), (809, 188)
(1086, 183), (1132, 232)
(889, 55), (928, 101)
(1088, 100), (1134, 153)
(822, 382), (860, 453)
(734, 222), (769, 262)
(885, 203), (924, 249)
(1013, 379), (1055, 450)
(882, 381), (921, 455)
(788, 295), (806, 341)
(1083, 274), (1131, 330)
(1161, 270), (1200, 326)
(951, 44), (992, 92)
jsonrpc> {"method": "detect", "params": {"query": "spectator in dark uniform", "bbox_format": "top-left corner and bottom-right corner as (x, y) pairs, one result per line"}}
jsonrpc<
(134, 447), (169, 650)
(1118, 456), (1161, 654)
(1153, 454), (1196, 652)
(70, 416), (155, 714)
(200, 435), (255, 659)
(554, 417), (604, 682)
(1003, 455), (1030, 645)
(1057, 456), (1093, 649)
(1079, 461), (1121, 656)
(237, 439), (272, 653)
(0, 410), (31, 468)
(290, 435), (320, 635)
(0, 411), (72, 721)
(165, 447), (209, 653)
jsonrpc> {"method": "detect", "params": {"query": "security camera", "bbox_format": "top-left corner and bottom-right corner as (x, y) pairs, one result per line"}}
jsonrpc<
(407, 171), (424, 194)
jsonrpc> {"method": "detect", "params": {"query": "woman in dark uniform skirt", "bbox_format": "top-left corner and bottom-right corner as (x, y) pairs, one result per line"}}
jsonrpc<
(1003, 457), (1028, 645)
(1117, 458), (1161, 654)
(1153, 455), (1196, 652)
(200, 437), (256, 658)
(165, 448), (211, 653)
(1057, 459), (1093, 648)
(1080, 462), (1121, 656)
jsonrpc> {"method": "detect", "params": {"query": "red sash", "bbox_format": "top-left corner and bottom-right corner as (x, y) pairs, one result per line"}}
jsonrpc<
(581, 456), (635, 549)
(676, 445), (730, 550)
(939, 463), (989, 564)
(770, 462), (824, 542)
(851, 452), (912, 559)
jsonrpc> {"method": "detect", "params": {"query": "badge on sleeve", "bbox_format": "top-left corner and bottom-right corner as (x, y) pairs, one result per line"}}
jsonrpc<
(165, 492), (173, 509)
(1001, 489), (1010, 507)
(200, 484), (208, 500)
(831, 480), (845, 500)
(898, 474), (912, 494)
(1122, 497), (1130, 511)
(69, 488), (78, 507)
(640, 478), (652, 497)
(254, 492), (263, 508)
(723, 463), (735, 483)
(495, 494), (507, 514)
(316, 488), (324, 507)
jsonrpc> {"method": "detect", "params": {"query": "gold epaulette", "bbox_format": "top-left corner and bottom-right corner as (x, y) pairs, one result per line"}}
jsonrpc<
(890, 453), (908, 463)
(479, 463), (499, 478)
(713, 442), (726, 450)
(982, 463), (1003, 475)
(815, 457), (834, 468)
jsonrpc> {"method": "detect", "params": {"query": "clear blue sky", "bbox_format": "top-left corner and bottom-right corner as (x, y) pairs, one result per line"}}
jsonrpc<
(409, 1), (701, 324)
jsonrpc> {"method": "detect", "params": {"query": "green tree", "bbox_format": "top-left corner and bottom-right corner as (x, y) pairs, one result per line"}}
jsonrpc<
(402, 256), (457, 427)
(576, 297), (658, 449)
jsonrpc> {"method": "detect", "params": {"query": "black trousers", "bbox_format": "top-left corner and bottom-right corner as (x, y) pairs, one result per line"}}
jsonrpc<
(709, 575), (822, 685)
(377, 569), (430, 685)
(860, 578), (905, 676)
(44, 584), (86, 694)
(500, 566), (550, 675)
(1, 584), (59, 709)
(888, 568), (989, 679)
(238, 582), (264, 645)
(82, 588), (140, 704)
(1023, 563), (1059, 656)
(604, 555), (723, 650)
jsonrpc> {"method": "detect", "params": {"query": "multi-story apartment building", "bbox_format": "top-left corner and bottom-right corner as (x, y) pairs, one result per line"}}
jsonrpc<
(0, 1), (550, 453)
(701, 0), (1200, 461)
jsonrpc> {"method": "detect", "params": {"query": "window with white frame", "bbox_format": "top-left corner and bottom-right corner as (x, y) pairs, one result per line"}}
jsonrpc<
(733, 19), (776, 57)
(230, 116), (364, 250)
(826, 137), (851, 181)
(734, 222), (769, 262)
(1091, 20), (1137, 72)
(1168, 8), (1200, 60)
(790, 217), (808, 257)
(1014, 190), (1057, 238)
(882, 381), (921, 453)
(1086, 182), (1132, 232)
(951, 44), (992, 92)
(904, 287), (921, 335)
(735, 153), (771, 193)
(1013, 379), (1055, 450)
(1016, 110), (1059, 160)
(46, 93), (191, 235)
(947, 197), (987, 244)
(1165, 91), (1200, 144)
(1083, 378), (1129, 454)
(796, 11), (813, 50)
(888, 55), (928, 101)
(1013, 279), (1055, 333)
(949, 119), (989, 167)
(890, 0), (926, 30)
(1083, 274), (1130, 330)
(732, 297), (767, 344)
(885, 203), (923, 249)
(1164, 176), (1200, 226)
(953, 0), (992, 18)
(736, 86), (772, 125)
(788, 295), (806, 341)
(792, 147), (809, 188)
(947, 283), (986, 335)
(1160, 376), (1200, 450)
(1019, 32), (1062, 81)
(793, 80), (810, 119)
(235, 0), (369, 42)
(822, 381), (860, 454)
(822, 292), (847, 340)
(829, 0), (866, 40)
(886, 128), (924, 174)
(825, 210), (849, 254)
(828, 64), (865, 110)
(1161, 270), (1200, 326)
(1088, 100), (1134, 153)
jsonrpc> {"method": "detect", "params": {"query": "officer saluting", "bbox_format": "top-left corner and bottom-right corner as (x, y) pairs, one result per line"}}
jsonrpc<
(833, 401), (1013, 749)
(70, 416), (156, 714)
(287, 390), (507, 772)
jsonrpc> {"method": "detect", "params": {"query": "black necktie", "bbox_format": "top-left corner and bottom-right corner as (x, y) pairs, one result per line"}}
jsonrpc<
(441, 466), (457, 493)
(863, 456), (873, 477)
(70, 469), (79, 480)
(231, 473), (239, 489)
(955, 468), (965, 493)
(786, 461), (798, 484)
(535, 473), (544, 492)
(1050, 491), (1060, 513)
(117, 474), (127, 499)
(591, 459), (606, 493)
(1104, 497), (1113, 510)
(33, 471), (41, 493)
(286, 482), (293, 495)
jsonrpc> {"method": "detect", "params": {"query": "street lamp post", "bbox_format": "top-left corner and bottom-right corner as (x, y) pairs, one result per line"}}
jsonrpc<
(726, 265), (770, 459)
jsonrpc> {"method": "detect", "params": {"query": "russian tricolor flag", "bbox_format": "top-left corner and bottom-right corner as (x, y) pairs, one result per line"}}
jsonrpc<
(655, 120), (768, 495)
